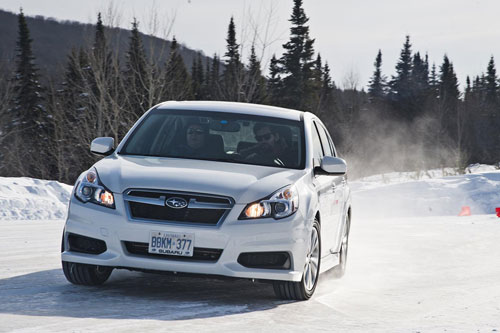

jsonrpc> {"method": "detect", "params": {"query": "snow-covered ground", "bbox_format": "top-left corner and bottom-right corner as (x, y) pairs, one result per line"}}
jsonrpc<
(0, 177), (72, 220)
(353, 164), (500, 218)
(1, 167), (500, 331)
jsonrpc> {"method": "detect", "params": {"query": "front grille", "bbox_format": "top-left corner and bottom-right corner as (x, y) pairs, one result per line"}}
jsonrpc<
(124, 189), (234, 226)
(127, 191), (230, 204)
(124, 241), (223, 262)
(129, 202), (225, 224)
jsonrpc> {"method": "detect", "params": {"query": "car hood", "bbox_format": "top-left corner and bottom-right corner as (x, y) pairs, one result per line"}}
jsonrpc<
(93, 155), (307, 203)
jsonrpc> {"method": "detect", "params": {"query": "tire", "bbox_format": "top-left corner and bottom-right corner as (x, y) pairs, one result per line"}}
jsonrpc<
(273, 219), (321, 301)
(62, 261), (113, 286)
(332, 213), (350, 278)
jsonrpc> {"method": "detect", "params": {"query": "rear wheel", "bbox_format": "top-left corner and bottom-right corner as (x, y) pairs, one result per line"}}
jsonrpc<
(273, 220), (321, 300)
(62, 261), (113, 286)
(332, 214), (350, 278)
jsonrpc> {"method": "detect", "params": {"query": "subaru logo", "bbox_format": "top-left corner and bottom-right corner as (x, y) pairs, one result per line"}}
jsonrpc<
(165, 197), (188, 209)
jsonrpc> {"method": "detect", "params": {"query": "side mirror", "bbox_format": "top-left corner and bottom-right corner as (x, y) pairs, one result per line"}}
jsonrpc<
(90, 137), (115, 156)
(319, 156), (347, 175)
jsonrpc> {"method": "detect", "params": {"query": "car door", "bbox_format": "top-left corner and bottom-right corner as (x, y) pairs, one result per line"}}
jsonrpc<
(315, 121), (344, 254)
(311, 121), (336, 258)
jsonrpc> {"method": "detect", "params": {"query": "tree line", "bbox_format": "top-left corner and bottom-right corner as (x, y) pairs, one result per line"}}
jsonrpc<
(1, 0), (499, 183)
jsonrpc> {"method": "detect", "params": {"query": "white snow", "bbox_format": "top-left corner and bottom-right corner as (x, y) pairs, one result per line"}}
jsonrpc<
(0, 177), (72, 220)
(352, 166), (500, 218)
(0, 166), (500, 331)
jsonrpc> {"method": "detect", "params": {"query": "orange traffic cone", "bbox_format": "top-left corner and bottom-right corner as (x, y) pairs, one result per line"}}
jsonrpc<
(458, 206), (471, 216)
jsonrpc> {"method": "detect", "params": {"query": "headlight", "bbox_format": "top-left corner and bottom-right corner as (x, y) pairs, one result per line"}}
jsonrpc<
(239, 185), (299, 220)
(75, 168), (115, 209)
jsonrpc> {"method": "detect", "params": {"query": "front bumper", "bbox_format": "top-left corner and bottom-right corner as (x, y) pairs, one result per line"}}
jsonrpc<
(62, 194), (311, 282)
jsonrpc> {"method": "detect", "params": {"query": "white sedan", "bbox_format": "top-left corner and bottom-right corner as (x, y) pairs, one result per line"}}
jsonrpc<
(61, 101), (351, 300)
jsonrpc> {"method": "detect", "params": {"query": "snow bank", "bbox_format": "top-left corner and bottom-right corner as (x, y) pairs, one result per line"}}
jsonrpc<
(352, 167), (500, 218)
(0, 177), (72, 220)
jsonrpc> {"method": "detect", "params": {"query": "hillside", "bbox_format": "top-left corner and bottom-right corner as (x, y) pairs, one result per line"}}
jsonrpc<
(0, 9), (211, 77)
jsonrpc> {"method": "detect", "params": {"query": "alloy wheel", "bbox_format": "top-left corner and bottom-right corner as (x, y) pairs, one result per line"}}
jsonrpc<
(303, 227), (320, 291)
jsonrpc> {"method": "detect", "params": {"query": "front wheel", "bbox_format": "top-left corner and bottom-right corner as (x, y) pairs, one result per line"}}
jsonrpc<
(62, 261), (113, 286)
(273, 219), (321, 300)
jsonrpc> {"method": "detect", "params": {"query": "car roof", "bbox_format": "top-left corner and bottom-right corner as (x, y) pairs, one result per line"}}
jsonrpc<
(156, 101), (304, 121)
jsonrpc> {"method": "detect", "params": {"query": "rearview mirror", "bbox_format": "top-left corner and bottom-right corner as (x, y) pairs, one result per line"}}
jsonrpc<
(90, 137), (115, 156)
(320, 156), (347, 175)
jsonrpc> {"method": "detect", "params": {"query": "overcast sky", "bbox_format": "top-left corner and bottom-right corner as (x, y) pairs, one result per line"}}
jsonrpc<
(2, 0), (500, 90)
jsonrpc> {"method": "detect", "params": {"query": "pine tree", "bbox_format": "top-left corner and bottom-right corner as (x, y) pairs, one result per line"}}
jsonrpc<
(55, 47), (91, 182)
(163, 37), (192, 100)
(322, 62), (334, 91)
(267, 54), (282, 106)
(485, 56), (498, 105)
(409, 52), (429, 119)
(206, 53), (221, 100)
(279, 0), (316, 110)
(92, 13), (112, 77)
(368, 49), (386, 102)
(244, 44), (266, 103)
(411, 53), (429, 92)
(439, 55), (460, 107)
(3, 9), (48, 178)
(390, 35), (413, 119)
(61, 48), (88, 122)
(221, 17), (243, 101)
(307, 54), (325, 113)
(437, 55), (461, 154)
(124, 18), (148, 119)
(465, 76), (472, 96)
(191, 53), (205, 100)
(428, 63), (440, 99)
(86, 12), (115, 138)
(318, 61), (334, 116)
(480, 56), (500, 161)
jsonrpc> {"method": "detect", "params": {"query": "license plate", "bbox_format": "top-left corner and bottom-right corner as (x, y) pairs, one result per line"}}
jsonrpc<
(148, 231), (194, 257)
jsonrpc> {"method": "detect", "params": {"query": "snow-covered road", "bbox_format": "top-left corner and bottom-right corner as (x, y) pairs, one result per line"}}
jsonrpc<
(1, 169), (500, 331)
(1, 214), (500, 332)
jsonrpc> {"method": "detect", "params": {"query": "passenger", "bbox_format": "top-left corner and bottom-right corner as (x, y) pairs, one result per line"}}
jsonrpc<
(243, 123), (294, 166)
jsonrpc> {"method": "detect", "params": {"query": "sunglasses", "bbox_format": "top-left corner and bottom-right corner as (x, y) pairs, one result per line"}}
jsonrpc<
(255, 133), (272, 142)
(187, 128), (205, 135)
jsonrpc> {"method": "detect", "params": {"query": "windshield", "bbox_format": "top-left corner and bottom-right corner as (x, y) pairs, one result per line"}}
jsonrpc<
(119, 108), (305, 169)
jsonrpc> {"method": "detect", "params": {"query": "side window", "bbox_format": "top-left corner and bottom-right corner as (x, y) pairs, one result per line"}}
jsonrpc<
(317, 123), (334, 157)
(311, 122), (324, 166)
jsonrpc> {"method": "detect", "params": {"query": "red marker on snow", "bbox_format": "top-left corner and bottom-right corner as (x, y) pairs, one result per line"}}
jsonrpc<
(458, 206), (471, 216)
(495, 207), (500, 218)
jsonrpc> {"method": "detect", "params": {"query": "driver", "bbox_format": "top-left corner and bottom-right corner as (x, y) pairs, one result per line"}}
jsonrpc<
(171, 122), (210, 158)
(242, 123), (293, 166)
